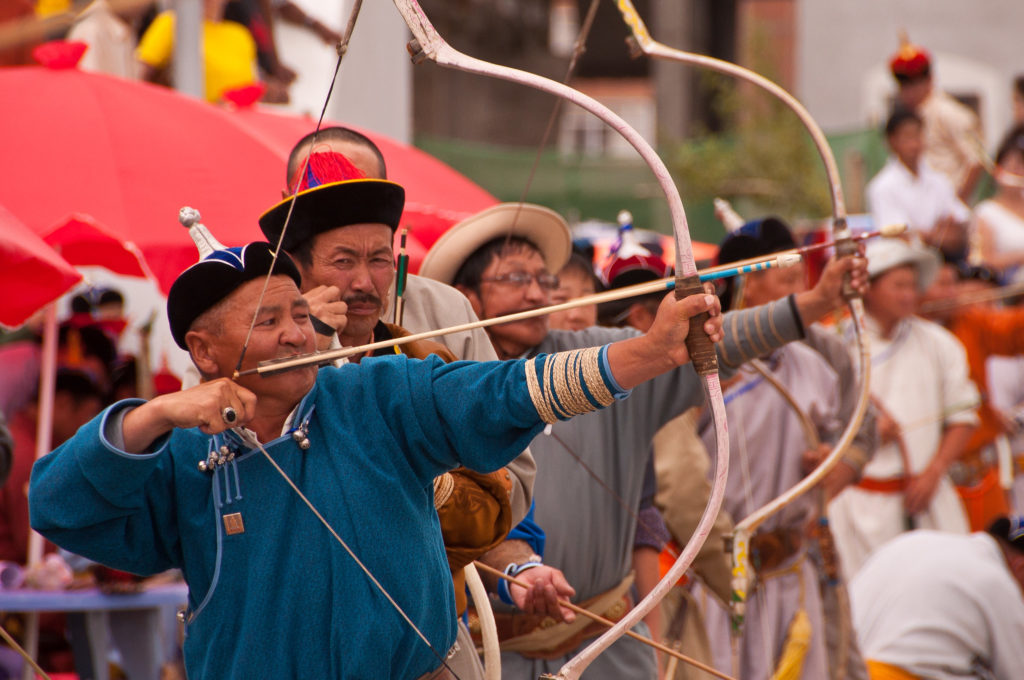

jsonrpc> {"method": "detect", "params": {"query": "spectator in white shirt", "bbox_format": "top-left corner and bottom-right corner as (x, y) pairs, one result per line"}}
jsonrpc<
(867, 109), (971, 260)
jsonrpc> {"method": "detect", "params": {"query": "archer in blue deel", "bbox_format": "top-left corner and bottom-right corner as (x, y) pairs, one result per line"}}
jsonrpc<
(29, 203), (724, 679)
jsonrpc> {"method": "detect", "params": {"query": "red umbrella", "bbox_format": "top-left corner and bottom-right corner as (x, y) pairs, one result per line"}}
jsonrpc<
(0, 57), (283, 293)
(0, 204), (82, 327)
(227, 107), (499, 271)
(44, 213), (153, 280)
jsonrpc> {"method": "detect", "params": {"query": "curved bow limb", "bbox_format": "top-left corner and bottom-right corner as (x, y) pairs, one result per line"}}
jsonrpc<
(611, 0), (871, 632)
(389, 3), (731, 678)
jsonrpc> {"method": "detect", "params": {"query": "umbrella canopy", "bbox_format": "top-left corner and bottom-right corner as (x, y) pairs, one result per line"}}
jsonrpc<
(0, 62), (284, 293)
(227, 107), (499, 271)
(0, 58), (500, 288)
(0, 204), (82, 327)
(44, 213), (153, 279)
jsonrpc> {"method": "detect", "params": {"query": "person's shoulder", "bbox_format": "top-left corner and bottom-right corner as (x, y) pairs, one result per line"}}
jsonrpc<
(934, 90), (980, 122)
(908, 315), (966, 348)
(403, 274), (477, 320)
(406, 274), (471, 302)
(867, 158), (903, 190)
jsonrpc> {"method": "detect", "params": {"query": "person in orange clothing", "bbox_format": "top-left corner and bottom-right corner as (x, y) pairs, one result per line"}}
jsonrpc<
(920, 261), (1024, 530)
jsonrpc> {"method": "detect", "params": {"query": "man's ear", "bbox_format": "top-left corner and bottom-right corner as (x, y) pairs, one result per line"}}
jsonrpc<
(455, 284), (484, 319)
(185, 330), (219, 378)
(1007, 551), (1024, 589)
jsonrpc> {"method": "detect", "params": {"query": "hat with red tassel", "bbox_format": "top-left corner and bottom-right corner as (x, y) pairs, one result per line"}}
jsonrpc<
(259, 150), (405, 252)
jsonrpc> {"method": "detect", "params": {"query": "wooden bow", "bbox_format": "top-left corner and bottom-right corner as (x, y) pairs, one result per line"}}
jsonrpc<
(610, 0), (872, 636)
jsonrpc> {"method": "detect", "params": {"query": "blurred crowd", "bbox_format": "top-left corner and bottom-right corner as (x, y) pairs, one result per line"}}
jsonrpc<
(1, 0), (341, 104)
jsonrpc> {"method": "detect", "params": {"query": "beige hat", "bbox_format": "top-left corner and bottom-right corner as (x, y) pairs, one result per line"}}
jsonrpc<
(865, 238), (941, 292)
(419, 203), (573, 285)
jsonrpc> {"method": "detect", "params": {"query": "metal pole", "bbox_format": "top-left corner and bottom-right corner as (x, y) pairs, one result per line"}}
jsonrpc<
(173, 0), (204, 98)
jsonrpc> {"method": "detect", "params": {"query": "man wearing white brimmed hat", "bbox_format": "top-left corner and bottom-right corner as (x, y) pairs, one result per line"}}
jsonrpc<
(420, 203), (869, 680)
(829, 238), (980, 579)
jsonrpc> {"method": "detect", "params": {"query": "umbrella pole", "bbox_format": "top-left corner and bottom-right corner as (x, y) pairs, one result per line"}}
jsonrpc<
(22, 304), (58, 680)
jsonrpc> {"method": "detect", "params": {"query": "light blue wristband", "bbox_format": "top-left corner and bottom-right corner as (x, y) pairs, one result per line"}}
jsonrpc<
(497, 560), (544, 606)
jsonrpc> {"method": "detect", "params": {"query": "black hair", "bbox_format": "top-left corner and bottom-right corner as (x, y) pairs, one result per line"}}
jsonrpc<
(55, 368), (105, 404)
(560, 252), (600, 287)
(452, 237), (541, 292)
(893, 64), (930, 86)
(1015, 75), (1024, 100)
(994, 123), (1024, 166)
(885, 107), (923, 137)
(286, 127), (387, 182)
(97, 289), (124, 306)
(58, 324), (117, 375)
(70, 294), (92, 315)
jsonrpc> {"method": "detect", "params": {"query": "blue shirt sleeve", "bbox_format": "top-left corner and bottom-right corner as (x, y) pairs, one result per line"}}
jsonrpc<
(506, 500), (545, 557)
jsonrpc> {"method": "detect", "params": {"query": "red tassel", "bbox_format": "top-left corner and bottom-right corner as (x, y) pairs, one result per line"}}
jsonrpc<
(291, 151), (367, 193)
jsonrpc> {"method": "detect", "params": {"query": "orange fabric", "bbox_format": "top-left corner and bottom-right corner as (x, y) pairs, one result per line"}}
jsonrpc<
(955, 466), (1010, 531)
(657, 541), (689, 586)
(856, 476), (907, 493)
(866, 660), (920, 680)
(950, 307), (1024, 456)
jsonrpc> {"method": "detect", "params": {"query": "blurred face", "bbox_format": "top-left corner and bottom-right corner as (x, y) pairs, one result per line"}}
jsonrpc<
(897, 77), (931, 110)
(53, 392), (103, 445)
(919, 263), (959, 322)
(190, 276), (317, 402)
(889, 120), (924, 171)
(300, 224), (395, 346)
(549, 268), (597, 331)
(460, 247), (554, 359)
(997, 148), (1024, 191)
(865, 265), (919, 327)
(739, 262), (806, 309)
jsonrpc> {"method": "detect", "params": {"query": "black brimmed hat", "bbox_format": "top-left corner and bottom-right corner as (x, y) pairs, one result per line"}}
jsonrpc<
(259, 151), (404, 252)
(167, 242), (302, 349)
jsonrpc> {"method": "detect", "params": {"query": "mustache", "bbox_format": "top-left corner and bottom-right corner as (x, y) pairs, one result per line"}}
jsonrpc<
(343, 293), (382, 308)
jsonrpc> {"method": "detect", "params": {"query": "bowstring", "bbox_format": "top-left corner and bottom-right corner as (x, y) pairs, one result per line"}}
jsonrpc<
(226, 4), (466, 676)
(234, 1), (362, 376)
(505, 0), (601, 241)
(237, 431), (462, 679)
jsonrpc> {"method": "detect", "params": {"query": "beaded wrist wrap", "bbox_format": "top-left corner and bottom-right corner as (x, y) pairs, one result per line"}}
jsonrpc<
(525, 347), (616, 424)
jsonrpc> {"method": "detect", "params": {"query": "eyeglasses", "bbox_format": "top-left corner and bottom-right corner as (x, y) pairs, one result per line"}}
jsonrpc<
(481, 271), (560, 290)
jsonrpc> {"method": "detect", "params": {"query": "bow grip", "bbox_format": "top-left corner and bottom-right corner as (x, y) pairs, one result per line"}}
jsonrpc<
(832, 218), (860, 300)
(675, 274), (718, 376)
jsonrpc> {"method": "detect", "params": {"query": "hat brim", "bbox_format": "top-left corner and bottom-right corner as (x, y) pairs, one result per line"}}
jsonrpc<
(419, 203), (572, 285)
(259, 179), (405, 252)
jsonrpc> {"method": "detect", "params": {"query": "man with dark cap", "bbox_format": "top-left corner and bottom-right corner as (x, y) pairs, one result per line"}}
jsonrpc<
(696, 216), (875, 680)
(851, 517), (1024, 679)
(29, 217), (725, 680)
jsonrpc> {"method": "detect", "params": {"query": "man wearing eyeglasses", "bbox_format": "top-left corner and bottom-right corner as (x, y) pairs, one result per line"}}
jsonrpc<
(419, 203), (869, 680)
